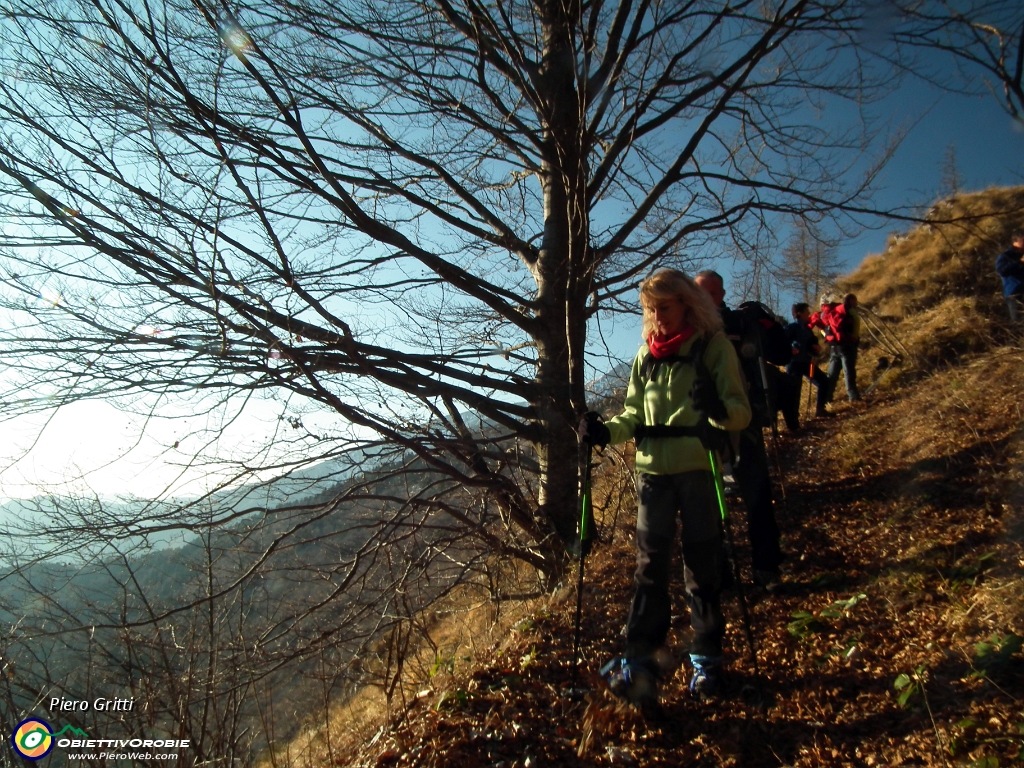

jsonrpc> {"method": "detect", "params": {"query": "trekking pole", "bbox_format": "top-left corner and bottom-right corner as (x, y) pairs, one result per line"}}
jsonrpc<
(570, 440), (596, 696)
(804, 360), (814, 422)
(706, 440), (763, 698)
(822, 285), (909, 361)
(858, 313), (902, 360)
(753, 354), (790, 524)
(859, 306), (911, 360)
(862, 356), (897, 397)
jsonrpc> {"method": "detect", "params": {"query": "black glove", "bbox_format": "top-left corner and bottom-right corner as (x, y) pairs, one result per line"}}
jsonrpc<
(691, 377), (729, 423)
(578, 411), (610, 447)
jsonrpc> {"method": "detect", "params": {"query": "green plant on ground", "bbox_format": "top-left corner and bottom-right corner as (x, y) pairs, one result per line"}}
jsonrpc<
(428, 653), (457, 679)
(819, 593), (867, 619)
(435, 688), (469, 711)
(825, 632), (864, 662)
(947, 718), (977, 758)
(951, 717), (1024, 763)
(787, 610), (827, 639)
(969, 633), (1023, 679)
(893, 665), (928, 709)
(788, 593), (868, 640)
(947, 552), (997, 589)
(519, 645), (537, 672)
(513, 617), (535, 633)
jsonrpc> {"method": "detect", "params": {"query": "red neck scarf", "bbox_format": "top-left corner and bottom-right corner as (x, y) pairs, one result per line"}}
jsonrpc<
(647, 326), (696, 358)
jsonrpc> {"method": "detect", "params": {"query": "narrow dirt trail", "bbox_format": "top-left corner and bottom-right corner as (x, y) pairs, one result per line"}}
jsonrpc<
(347, 360), (1024, 768)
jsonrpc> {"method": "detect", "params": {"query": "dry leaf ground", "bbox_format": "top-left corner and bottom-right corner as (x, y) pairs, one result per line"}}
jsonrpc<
(276, 187), (1024, 768)
(323, 343), (1024, 768)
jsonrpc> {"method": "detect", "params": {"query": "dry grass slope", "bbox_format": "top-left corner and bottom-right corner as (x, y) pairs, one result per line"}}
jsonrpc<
(842, 186), (1024, 378)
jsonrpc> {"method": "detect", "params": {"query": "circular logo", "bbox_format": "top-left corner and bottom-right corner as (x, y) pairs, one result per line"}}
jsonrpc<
(11, 718), (54, 760)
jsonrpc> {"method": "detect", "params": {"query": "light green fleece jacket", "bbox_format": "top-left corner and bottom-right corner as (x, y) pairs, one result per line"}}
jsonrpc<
(604, 331), (752, 475)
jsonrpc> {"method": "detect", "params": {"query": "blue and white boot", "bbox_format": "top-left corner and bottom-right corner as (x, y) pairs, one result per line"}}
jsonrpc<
(689, 654), (723, 699)
(601, 657), (661, 716)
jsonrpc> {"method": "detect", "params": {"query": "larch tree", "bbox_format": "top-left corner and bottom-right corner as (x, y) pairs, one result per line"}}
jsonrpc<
(777, 219), (842, 306)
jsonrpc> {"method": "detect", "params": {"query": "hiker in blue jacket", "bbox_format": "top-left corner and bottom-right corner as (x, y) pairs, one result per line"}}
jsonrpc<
(995, 232), (1024, 321)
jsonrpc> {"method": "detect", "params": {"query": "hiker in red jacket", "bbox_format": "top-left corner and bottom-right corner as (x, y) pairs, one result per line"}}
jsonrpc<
(785, 303), (833, 418)
(816, 294), (862, 403)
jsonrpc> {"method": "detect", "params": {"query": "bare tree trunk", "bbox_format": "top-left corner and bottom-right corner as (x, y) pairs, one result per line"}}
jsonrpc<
(530, 0), (592, 558)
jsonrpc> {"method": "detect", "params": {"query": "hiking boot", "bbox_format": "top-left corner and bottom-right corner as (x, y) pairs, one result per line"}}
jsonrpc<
(601, 657), (658, 705)
(815, 408), (833, 419)
(629, 671), (661, 718)
(601, 657), (629, 699)
(753, 568), (782, 594)
(689, 654), (723, 700)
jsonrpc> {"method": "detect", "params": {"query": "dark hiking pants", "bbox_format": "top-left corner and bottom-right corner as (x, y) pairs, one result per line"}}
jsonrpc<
(1007, 295), (1022, 323)
(787, 361), (833, 413)
(775, 369), (802, 431)
(625, 471), (725, 660)
(734, 423), (784, 573)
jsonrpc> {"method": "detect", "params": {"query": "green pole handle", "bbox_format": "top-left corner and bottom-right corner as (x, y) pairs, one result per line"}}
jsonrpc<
(707, 446), (729, 523)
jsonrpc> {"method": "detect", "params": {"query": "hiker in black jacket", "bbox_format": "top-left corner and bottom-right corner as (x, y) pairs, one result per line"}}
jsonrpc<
(786, 302), (833, 418)
(695, 270), (786, 593)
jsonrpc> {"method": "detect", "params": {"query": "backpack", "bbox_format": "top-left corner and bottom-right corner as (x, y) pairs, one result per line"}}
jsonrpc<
(736, 301), (790, 367)
(835, 307), (856, 343)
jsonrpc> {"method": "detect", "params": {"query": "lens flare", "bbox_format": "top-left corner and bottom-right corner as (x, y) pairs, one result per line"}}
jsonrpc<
(39, 287), (65, 307)
(219, 20), (253, 55)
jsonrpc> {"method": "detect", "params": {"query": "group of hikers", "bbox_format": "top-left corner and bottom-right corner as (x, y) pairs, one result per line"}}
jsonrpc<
(569, 232), (1024, 716)
(576, 268), (866, 715)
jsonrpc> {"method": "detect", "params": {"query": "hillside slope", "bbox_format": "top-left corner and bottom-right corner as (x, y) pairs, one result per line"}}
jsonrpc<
(273, 188), (1024, 768)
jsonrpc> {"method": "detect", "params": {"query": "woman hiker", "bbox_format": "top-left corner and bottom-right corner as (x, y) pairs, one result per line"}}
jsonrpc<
(578, 268), (751, 712)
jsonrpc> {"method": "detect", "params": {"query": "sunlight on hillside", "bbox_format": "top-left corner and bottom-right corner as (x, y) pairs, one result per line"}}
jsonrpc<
(842, 185), (1024, 378)
(263, 186), (1024, 768)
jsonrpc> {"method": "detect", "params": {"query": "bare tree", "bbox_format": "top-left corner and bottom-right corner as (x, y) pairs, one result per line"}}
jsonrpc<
(940, 142), (963, 198)
(0, 468), (498, 764)
(884, 0), (1024, 123)
(777, 218), (843, 306)
(0, 0), (895, 584)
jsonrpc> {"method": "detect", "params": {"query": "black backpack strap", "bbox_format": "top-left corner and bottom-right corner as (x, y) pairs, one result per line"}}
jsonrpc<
(635, 335), (726, 450)
(634, 424), (708, 441)
(639, 335), (711, 383)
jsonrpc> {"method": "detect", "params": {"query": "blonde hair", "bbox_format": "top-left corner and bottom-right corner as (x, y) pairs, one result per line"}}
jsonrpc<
(639, 269), (724, 341)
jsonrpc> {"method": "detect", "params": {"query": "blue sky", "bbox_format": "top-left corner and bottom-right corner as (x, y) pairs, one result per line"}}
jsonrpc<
(592, 76), (1024, 372)
(838, 81), (1024, 270)
(3, 60), (1023, 501)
